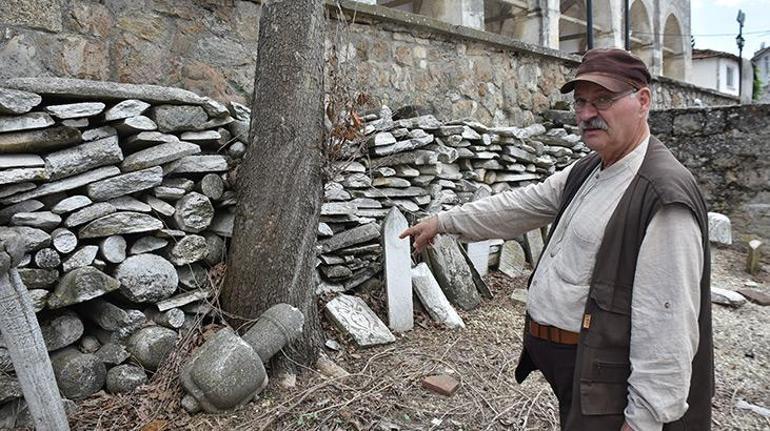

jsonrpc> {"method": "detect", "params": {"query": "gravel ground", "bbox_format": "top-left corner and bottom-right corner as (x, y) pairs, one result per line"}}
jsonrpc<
(69, 246), (770, 430)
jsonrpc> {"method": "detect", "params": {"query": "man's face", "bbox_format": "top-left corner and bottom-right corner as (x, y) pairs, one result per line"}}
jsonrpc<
(573, 81), (645, 155)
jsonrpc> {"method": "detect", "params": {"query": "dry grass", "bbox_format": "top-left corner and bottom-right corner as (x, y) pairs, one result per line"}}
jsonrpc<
(65, 248), (769, 430)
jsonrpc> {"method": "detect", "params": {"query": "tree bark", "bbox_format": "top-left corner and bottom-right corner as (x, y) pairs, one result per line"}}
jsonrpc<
(221, 0), (325, 368)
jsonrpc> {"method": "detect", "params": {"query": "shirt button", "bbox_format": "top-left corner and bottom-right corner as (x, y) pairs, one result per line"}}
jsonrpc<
(664, 302), (671, 309)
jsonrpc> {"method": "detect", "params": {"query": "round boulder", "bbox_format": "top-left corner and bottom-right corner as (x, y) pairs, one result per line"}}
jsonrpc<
(167, 235), (208, 266)
(50, 348), (106, 400)
(106, 364), (148, 394)
(114, 254), (178, 303)
(174, 192), (214, 233)
(127, 326), (178, 371)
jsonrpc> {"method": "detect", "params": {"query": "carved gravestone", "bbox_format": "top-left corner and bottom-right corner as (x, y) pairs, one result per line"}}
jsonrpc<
(382, 208), (413, 332)
(325, 295), (395, 348)
(422, 234), (481, 310)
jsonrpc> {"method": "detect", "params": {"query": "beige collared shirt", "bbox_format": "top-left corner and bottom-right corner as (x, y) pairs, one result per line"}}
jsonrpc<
(436, 136), (703, 431)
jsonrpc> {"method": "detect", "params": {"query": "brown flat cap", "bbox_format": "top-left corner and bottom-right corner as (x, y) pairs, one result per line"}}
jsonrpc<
(560, 48), (651, 94)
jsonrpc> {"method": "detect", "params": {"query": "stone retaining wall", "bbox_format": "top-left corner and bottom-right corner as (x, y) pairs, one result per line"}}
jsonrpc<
(0, 0), (737, 127)
(649, 104), (770, 248)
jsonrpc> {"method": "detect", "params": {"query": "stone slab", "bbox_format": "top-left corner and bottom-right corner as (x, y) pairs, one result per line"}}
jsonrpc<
(86, 166), (163, 201)
(411, 263), (464, 329)
(44, 135), (124, 181)
(325, 294), (395, 348)
(1, 166), (120, 205)
(0, 126), (81, 154)
(0, 87), (41, 114)
(121, 141), (201, 172)
(525, 230), (545, 267)
(319, 223), (380, 254)
(0, 154), (44, 169)
(0, 112), (53, 133)
(78, 212), (163, 239)
(45, 102), (105, 119)
(458, 242), (493, 299)
(0, 78), (228, 117)
(465, 240), (491, 276)
(382, 207), (413, 332)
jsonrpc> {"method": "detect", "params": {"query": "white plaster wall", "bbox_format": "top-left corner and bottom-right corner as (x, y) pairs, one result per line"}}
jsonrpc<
(691, 58), (718, 90)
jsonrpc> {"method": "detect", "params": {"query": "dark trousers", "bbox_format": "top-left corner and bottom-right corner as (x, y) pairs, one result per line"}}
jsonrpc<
(524, 333), (578, 429)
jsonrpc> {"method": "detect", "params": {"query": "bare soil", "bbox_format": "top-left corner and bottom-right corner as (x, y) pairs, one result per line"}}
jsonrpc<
(70, 246), (769, 430)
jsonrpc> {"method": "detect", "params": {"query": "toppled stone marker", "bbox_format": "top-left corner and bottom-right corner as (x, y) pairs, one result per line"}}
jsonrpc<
(181, 304), (304, 413)
(710, 287), (747, 307)
(411, 263), (464, 329)
(325, 294), (395, 347)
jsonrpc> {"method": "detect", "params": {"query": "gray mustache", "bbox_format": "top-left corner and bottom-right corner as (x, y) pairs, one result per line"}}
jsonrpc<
(579, 117), (609, 131)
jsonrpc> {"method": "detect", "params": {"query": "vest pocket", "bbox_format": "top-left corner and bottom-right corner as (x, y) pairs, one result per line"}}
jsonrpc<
(579, 380), (629, 416)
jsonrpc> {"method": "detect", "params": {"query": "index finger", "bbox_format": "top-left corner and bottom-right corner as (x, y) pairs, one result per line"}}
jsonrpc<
(399, 227), (413, 239)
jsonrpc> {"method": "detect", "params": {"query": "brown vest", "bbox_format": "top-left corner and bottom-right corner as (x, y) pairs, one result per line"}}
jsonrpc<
(515, 137), (713, 430)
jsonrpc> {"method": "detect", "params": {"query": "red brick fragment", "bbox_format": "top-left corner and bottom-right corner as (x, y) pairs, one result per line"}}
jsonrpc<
(421, 374), (460, 396)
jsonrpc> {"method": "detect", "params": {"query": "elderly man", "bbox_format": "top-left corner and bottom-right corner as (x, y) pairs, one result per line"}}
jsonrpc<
(400, 48), (712, 431)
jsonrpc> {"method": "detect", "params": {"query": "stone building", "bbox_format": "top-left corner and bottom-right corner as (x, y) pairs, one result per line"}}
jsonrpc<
(368, 0), (692, 81)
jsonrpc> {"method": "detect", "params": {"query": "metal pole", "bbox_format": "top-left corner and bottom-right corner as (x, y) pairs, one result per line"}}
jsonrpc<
(624, 0), (630, 50)
(736, 10), (745, 99)
(586, 0), (594, 49)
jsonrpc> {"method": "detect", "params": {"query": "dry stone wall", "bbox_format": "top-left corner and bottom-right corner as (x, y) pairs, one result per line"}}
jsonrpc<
(0, 0), (737, 126)
(0, 78), (245, 422)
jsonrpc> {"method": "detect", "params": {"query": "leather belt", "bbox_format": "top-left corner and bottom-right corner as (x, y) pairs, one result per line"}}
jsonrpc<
(529, 320), (579, 345)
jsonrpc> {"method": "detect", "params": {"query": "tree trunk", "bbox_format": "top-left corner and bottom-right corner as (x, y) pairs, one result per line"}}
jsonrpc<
(221, 0), (325, 368)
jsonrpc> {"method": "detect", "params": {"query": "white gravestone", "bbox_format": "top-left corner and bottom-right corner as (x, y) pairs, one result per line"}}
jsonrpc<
(383, 207), (413, 332)
(412, 263), (465, 329)
(325, 295), (395, 348)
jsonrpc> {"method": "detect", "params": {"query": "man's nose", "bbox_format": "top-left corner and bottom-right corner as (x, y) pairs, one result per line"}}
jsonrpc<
(576, 104), (598, 122)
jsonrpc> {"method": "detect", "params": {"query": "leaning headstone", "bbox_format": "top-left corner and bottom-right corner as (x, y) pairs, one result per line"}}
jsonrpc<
(382, 208), (413, 332)
(411, 263), (464, 329)
(707, 212), (732, 245)
(710, 287), (747, 307)
(422, 235), (481, 310)
(525, 229), (544, 267)
(746, 240), (761, 275)
(499, 240), (528, 278)
(458, 243), (493, 299)
(465, 241), (491, 276)
(325, 294), (395, 347)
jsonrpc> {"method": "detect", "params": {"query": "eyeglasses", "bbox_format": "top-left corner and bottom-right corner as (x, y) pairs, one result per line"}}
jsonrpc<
(573, 88), (638, 112)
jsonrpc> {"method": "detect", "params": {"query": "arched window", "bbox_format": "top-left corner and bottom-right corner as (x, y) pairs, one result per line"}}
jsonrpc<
(626, 0), (654, 70)
(662, 14), (686, 80)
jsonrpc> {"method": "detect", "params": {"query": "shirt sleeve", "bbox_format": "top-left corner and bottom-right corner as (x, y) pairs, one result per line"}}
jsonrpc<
(624, 205), (703, 431)
(435, 163), (573, 242)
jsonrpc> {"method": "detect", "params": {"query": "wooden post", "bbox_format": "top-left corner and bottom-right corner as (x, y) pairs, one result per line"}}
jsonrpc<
(0, 232), (69, 430)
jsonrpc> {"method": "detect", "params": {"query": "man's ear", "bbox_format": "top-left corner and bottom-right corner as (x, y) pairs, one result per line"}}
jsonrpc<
(637, 87), (652, 114)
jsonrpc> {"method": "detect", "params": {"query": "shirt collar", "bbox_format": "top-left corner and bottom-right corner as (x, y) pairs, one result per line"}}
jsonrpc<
(596, 134), (650, 180)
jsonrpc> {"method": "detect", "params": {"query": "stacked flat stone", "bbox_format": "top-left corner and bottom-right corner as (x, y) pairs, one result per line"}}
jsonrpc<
(315, 106), (588, 293)
(0, 78), (247, 403)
